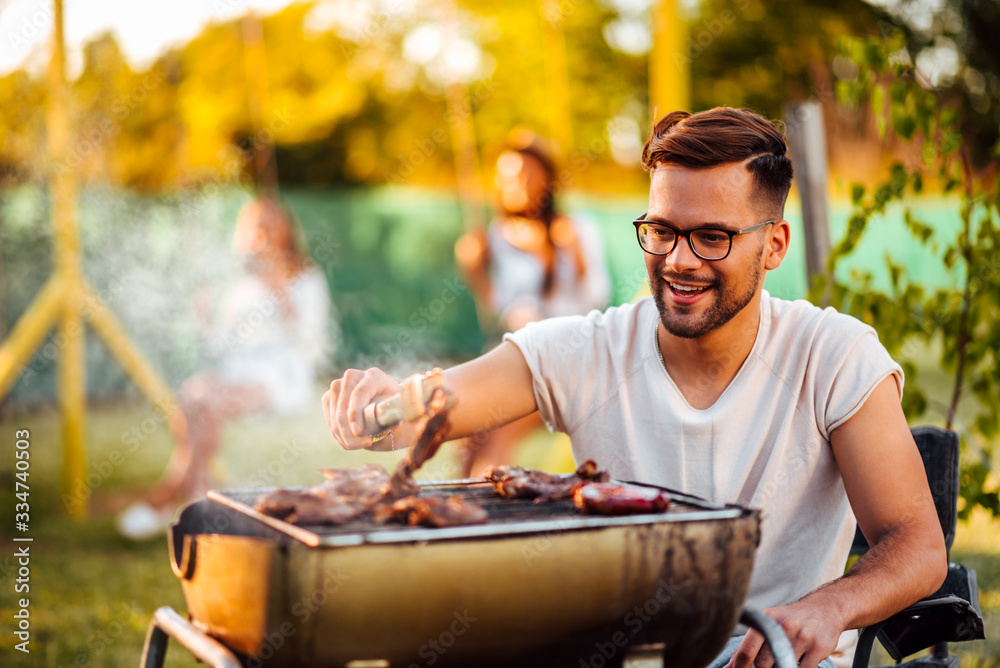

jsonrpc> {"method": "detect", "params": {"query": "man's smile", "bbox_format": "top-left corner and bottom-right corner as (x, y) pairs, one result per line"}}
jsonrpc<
(661, 276), (715, 304)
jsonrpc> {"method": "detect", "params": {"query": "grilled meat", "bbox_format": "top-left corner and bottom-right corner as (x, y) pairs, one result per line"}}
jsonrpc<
(253, 488), (309, 520)
(485, 459), (609, 503)
(374, 495), (489, 527)
(254, 388), (469, 526)
(254, 463), (392, 525)
(573, 482), (671, 516)
(314, 463), (393, 502)
(269, 493), (374, 525)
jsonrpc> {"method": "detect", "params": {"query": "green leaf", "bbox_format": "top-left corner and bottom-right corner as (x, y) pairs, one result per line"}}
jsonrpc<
(888, 259), (903, 288)
(864, 41), (885, 69)
(943, 247), (957, 269)
(889, 81), (908, 104)
(959, 460), (1000, 519)
(873, 184), (893, 209)
(922, 140), (936, 166)
(904, 210), (933, 243)
(835, 80), (859, 108)
(892, 109), (917, 140)
(871, 84), (886, 138)
(850, 183), (866, 204)
(914, 104), (934, 139)
(888, 163), (908, 197)
(941, 131), (962, 156)
(940, 107), (958, 130)
(976, 412), (999, 440)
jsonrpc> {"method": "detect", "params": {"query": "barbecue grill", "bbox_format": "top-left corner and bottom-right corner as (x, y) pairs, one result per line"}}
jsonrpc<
(140, 478), (804, 668)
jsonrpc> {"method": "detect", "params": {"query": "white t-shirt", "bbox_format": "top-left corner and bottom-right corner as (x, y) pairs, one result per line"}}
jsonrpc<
(488, 215), (611, 324)
(506, 291), (903, 615)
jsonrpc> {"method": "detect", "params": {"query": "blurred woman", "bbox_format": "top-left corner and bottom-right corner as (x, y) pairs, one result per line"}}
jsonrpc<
(454, 131), (610, 476)
(117, 196), (331, 539)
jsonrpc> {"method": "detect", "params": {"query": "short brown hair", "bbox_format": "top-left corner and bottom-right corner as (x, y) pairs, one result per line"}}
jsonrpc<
(640, 107), (793, 216)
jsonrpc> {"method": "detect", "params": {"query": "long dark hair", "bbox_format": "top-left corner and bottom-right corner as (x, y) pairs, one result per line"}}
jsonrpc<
(505, 132), (562, 294)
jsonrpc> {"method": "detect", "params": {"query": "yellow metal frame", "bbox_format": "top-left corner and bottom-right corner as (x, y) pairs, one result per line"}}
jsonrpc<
(651, 0), (690, 116)
(0, 0), (183, 519)
(539, 0), (574, 157)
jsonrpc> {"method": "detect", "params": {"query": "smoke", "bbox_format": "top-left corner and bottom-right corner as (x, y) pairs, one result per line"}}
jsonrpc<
(3, 185), (252, 403)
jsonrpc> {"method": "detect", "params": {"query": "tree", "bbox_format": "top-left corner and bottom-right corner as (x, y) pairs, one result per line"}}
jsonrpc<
(816, 30), (1000, 516)
(869, 0), (1000, 167)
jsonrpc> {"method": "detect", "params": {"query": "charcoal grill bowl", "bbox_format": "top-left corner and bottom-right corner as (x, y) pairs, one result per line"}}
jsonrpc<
(168, 483), (760, 668)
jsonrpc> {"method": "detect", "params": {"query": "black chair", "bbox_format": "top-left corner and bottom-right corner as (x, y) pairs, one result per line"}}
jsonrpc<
(851, 426), (985, 668)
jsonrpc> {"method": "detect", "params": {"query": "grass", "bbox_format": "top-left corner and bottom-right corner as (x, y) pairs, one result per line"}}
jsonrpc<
(0, 396), (997, 667)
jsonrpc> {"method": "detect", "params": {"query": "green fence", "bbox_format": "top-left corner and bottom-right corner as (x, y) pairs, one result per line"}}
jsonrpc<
(0, 185), (963, 405)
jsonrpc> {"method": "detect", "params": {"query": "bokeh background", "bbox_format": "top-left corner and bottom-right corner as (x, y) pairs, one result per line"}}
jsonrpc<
(0, 0), (998, 665)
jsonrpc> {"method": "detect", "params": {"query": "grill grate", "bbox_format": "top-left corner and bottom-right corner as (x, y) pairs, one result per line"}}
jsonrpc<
(212, 480), (710, 545)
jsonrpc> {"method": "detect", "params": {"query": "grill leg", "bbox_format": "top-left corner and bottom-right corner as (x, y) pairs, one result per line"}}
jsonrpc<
(140, 607), (243, 668)
(140, 621), (169, 668)
(739, 607), (797, 668)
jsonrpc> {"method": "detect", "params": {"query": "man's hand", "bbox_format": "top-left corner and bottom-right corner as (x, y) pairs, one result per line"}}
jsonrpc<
(322, 341), (539, 452)
(728, 598), (843, 668)
(323, 367), (401, 450)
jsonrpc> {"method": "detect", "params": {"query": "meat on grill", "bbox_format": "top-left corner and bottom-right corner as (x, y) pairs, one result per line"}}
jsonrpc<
(254, 463), (392, 525)
(485, 459), (609, 503)
(374, 495), (489, 527)
(254, 386), (664, 527)
(255, 491), (373, 525)
(253, 409), (493, 528)
(315, 463), (394, 500)
(573, 482), (671, 516)
(254, 389), (490, 528)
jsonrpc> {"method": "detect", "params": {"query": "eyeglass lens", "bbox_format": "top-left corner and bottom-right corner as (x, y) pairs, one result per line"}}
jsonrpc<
(638, 224), (731, 259)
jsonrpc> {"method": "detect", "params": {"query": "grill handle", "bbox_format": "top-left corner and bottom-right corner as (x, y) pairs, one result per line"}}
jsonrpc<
(739, 607), (797, 668)
(140, 607), (241, 668)
(169, 531), (197, 580)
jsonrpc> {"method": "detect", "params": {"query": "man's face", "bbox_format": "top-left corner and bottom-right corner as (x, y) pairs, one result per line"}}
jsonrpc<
(644, 162), (777, 339)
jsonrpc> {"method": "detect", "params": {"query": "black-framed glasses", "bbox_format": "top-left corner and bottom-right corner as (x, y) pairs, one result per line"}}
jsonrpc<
(632, 213), (774, 261)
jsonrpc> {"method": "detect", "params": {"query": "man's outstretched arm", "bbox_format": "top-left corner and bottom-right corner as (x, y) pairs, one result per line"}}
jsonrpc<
(731, 376), (948, 668)
(322, 340), (538, 451)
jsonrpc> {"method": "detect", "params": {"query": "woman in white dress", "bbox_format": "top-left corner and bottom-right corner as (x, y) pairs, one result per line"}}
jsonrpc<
(117, 196), (330, 538)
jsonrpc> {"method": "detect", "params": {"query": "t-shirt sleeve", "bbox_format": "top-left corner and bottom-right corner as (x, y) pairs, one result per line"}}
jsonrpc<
(503, 312), (602, 433)
(815, 312), (904, 439)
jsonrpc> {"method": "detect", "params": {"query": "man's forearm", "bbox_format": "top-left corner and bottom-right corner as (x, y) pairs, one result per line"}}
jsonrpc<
(339, 341), (538, 452)
(799, 524), (947, 631)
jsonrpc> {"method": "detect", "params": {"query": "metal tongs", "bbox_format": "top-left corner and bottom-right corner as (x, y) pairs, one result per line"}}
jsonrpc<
(359, 368), (456, 497)
(360, 368), (448, 436)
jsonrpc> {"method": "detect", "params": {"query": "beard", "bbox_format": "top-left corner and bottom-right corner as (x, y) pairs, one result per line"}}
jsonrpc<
(650, 259), (762, 339)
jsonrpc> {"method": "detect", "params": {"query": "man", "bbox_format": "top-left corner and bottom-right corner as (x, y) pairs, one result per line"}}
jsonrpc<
(323, 107), (946, 668)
